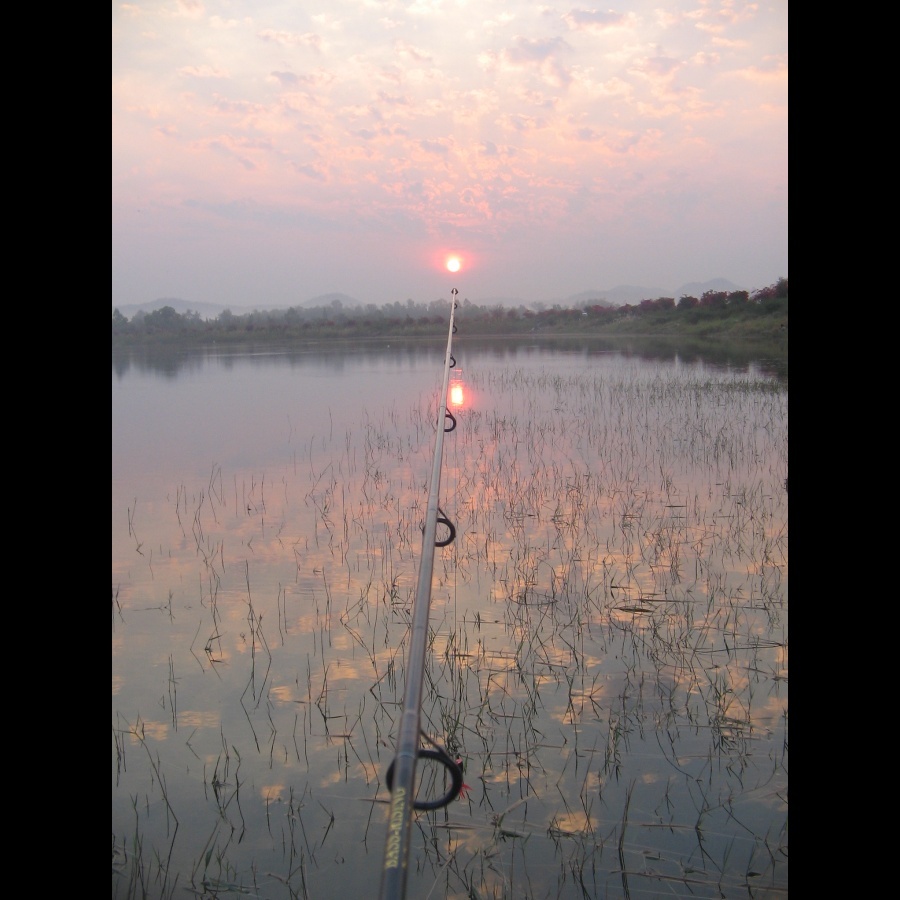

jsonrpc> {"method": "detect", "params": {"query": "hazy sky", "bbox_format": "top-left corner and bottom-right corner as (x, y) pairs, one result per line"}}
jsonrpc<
(112, 1), (787, 308)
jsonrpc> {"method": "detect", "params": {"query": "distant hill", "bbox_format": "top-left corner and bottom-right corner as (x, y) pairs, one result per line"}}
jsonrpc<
(555, 286), (666, 307)
(112, 298), (262, 320)
(556, 280), (744, 308)
(112, 294), (365, 320)
(674, 278), (744, 299)
(478, 280), (745, 309)
(471, 296), (530, 308)
(300, 293), (362, 308)
(113, 278), (747, 319)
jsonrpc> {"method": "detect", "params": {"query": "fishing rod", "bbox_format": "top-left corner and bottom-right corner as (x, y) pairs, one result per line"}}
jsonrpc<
(379, 288), (463, 900)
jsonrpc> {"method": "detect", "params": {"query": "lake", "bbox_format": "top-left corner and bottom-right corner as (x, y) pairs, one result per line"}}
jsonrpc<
(112, 336), (788, 899)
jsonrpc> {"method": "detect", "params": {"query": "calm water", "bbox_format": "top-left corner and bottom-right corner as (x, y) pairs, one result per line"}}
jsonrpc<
(112, 337), (788, 900)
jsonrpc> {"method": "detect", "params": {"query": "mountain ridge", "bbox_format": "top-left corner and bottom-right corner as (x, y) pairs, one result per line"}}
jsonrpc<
(113, 278), (746, 319)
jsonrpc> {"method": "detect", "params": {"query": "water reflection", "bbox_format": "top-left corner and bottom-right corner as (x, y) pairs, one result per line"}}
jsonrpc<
(112, 334), (788, 383)
(112, 341), (787, 900)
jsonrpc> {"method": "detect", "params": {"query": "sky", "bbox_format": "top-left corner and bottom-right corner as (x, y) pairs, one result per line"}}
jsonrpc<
(112, 1), (788, 309)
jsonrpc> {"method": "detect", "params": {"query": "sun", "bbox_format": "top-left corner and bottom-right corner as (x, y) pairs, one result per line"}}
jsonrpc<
(446, 256), (461, 273)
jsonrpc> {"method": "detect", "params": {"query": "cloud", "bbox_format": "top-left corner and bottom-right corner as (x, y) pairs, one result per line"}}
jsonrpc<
(394, 40), (433, 63)
(562, 8), (630, 33)
(732, 58), (789, 87)
(499, 112), (548, 133)
(480, 35), (575, 88)
(179, 64), (229, 79)
(630, 54), (681, 80)
(505, 35), (570, 64)
(291, 161), (328, 182)
(419, 138), (451, 155)
(257, 29), (323, 51)
(270, 71), (299, 87)
(175, 0), (204, 19)
(209, 16), (241, 29)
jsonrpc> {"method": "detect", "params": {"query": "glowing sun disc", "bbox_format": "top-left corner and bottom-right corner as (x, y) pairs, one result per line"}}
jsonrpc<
(446, 256), (461, 273)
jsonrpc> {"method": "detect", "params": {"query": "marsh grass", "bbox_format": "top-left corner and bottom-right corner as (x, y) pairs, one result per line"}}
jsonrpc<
(113, 354), (787, 899)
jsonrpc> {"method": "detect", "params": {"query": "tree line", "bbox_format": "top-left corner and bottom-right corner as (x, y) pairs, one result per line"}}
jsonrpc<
(112, 278), (788, 344)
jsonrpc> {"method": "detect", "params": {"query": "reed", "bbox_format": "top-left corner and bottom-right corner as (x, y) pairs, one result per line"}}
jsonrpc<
(113, 355), (787, 899)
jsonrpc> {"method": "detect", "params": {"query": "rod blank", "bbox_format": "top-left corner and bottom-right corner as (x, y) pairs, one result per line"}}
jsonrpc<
(378, 290), (459, 900)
